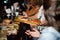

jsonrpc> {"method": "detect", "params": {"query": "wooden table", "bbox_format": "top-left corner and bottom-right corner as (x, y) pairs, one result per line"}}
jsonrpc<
(14, 16), (40, 27)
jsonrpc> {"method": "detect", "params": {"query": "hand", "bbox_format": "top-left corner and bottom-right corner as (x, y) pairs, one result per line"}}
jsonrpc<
(23, 11), (28, 17)
(13, 2), (19, 7)
(25, 28), (40, 38)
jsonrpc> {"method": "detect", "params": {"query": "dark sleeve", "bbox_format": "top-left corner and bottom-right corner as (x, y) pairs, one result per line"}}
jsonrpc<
(33, 37), (39, 40)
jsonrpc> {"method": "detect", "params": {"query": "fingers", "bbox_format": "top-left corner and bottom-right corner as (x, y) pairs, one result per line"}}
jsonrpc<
(25, 30), (31, 35)
(25, 32), (30, 35)
(25, 28), (38, 35)
(25, 29), (40, 38)
(32, 28), (37, 31)
(25, 31), (34, 36)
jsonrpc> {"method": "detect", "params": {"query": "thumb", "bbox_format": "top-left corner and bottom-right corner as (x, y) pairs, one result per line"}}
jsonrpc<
(32, 28), (37, 32)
